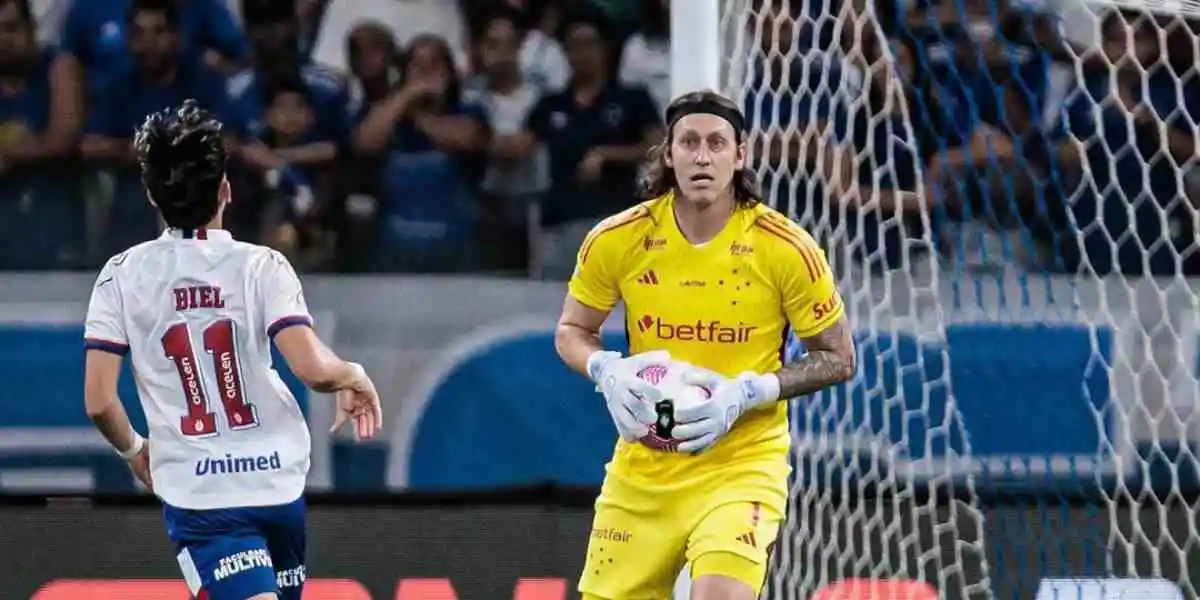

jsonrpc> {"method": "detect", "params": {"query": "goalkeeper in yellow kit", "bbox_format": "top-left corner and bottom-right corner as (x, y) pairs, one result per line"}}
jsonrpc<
(554, 90), (857, 600)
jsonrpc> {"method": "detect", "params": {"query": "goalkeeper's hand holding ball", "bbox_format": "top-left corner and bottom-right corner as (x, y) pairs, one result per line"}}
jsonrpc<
(672, 368), (781, 454)
(587, 350), (669, 442)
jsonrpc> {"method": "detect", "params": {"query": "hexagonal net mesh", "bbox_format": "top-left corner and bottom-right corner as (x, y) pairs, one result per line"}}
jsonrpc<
(715, 0), (1200, 598)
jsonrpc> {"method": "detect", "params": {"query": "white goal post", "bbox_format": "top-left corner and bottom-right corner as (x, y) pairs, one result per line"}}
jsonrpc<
(671, 0), (1200, 598)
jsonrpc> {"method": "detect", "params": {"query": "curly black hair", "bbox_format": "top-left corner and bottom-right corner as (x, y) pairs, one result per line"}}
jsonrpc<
(134, 99), (227, 229)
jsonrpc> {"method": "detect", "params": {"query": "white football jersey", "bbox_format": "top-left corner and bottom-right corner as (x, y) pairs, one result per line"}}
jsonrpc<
(85, 228), (312, 510)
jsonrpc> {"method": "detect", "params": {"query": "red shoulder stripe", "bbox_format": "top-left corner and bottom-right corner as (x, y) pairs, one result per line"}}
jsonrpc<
(753, 219), (825, 282)
(578, 209), (651, 265)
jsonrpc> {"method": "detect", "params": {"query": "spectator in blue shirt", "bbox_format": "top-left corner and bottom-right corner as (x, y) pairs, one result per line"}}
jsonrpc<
(345, 22), (400, 113)
(352, 34), (488, 158)
(742, 0), (923, 270)
(879, 14), (1045, 269)
(0, 0), (80, 170)
(80, 0), (228, 257)
(221, 0), (350, 233)
(979, 1), (1056, 130)
(0, 0), (84, 268)
(244, 75), (337, 266)
(61, 0), (247, 93)
(808, 37), (928, 271)
(351, 33), (490, 272)
(1047, 11), (1200, 275)
(334, 21), (400, 271)
(80, 0), (226, 167)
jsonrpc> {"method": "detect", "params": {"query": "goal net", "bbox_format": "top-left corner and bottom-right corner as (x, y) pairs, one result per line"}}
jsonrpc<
(715, 0), (1200, 598)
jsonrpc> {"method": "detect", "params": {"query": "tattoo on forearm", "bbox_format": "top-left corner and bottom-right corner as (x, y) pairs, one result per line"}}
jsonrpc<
(776, 319), (856, 399)
(776, 350), (854, 398)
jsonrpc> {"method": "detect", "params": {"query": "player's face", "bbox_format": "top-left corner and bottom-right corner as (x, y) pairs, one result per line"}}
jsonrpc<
(666, 114), (745, 207)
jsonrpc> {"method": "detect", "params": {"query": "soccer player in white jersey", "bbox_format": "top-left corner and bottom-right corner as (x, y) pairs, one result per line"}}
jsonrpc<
(82, 100), (383, 600)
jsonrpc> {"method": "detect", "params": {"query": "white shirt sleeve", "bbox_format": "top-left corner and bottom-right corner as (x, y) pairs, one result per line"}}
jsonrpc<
(257, 250), (314, 338)
(84, 256), (129, 354)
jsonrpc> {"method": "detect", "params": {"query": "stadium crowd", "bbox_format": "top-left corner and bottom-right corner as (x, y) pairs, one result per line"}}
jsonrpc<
(0, 0), (1197, 276)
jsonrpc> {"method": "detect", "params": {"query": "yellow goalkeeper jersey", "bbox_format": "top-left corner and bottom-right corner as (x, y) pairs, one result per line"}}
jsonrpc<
(568, 191), (844, 481)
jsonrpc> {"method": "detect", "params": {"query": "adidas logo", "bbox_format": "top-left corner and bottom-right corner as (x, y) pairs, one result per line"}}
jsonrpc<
(637, 270), (660, 285)
(736, 532), (757, 548)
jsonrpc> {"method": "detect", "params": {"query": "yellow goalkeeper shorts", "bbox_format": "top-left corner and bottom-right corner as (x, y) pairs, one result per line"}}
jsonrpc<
(577, 456), (788, 599)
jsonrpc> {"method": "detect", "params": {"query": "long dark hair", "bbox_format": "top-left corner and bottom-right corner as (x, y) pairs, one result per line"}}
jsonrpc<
(636, 90), (763, 207)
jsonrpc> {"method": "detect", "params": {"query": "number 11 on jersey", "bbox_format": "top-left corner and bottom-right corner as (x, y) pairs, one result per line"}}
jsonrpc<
(162, 319), (258, 437)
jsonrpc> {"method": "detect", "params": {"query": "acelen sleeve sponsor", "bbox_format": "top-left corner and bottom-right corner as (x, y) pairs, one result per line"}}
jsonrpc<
(32, 577), (569, 600)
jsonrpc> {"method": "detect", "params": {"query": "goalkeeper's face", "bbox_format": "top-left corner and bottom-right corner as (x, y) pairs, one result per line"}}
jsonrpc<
(666, 114), (745, 208)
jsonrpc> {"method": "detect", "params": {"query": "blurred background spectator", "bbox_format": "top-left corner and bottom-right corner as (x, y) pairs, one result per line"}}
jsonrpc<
(0, 0), (83, 269)
(80, 0), (228, 257)
(466, 7), (550, 273)
(516, 7), (660, 278)
(0, 0), (1194, 282)
(352, 32), (489, 272)
(617, 0), (667, 114)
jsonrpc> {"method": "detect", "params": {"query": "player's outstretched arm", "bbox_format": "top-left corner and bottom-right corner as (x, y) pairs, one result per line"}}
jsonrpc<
(275, 326), (382, 440)
(275, 326), (363, 393)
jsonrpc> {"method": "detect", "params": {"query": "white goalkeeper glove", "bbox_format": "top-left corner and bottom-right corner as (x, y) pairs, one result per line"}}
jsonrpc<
(672, 369), (781, 454)
(587, 349), (669, 442)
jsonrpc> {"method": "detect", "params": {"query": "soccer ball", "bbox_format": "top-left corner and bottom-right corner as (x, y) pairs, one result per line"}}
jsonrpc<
(634, 360), (713, 451)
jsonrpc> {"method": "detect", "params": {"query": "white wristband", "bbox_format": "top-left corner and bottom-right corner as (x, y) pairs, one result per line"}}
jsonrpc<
(586, 350), (619, 383)
(116, 434), (145, 460)
(754, 373), (782, 405)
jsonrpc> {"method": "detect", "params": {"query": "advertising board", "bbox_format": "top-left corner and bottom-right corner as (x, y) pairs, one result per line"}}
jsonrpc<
(1, 493), (1197, 600)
